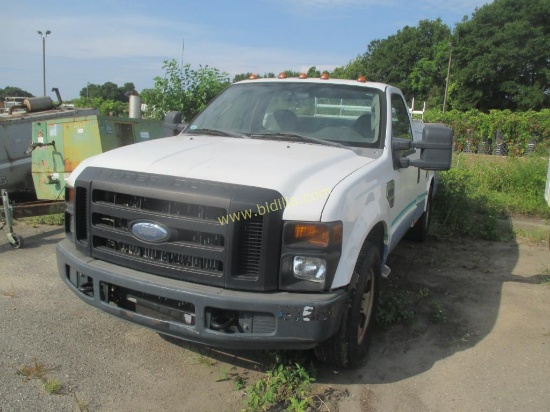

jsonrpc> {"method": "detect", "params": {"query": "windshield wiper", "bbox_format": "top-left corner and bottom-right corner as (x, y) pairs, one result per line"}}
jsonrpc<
(186, 128), (249, 139)
(250, 132), (347, 148)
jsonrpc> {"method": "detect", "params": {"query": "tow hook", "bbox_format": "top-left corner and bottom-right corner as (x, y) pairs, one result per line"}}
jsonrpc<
(210, 310), (238, 331)
(78, 282), (94, 294)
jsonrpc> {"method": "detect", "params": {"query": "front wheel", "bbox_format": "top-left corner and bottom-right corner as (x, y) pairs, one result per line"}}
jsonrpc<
(314, 242), (380, 368)
(406, 188), (432, 242)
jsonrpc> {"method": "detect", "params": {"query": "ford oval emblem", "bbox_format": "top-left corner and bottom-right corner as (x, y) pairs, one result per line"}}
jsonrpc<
(130, 221), (170, 243)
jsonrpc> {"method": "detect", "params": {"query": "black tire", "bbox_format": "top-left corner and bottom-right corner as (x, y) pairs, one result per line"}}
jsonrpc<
(10, 234), (23, 249)
(314, 242), (380, 368)
(406, 188), (432, 242)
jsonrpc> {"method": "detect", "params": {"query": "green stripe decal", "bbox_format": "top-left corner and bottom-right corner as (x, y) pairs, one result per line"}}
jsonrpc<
(391, 192), (427, 229)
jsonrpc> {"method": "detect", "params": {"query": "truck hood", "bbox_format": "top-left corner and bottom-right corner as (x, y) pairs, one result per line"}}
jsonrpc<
(69, 135), (377, 220)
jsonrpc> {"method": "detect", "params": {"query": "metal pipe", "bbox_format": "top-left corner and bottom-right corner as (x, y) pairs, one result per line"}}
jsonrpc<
(8, 105), (25, 115)
(129, 95), (142, 119)
(51, 88), (62, 105)
(37, 30), (51, 97)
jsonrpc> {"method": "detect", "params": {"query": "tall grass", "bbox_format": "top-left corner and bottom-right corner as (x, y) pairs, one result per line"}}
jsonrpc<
(431, 153), (550, 239)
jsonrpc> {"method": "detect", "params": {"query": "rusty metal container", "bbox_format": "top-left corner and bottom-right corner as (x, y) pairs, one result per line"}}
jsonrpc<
(0, 106), (97, 194)
(31, 115), (166, 200)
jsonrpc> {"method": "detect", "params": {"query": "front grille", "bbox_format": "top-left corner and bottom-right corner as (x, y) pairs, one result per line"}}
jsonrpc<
(73, 167), (284, 291)
(237, 215), (264, 278)
(93, 236), (223, 273)
(92, 212), (225, 247)
(101, 282), (196, 326)
(92, 189), (225, 221)
(75, 187), (88, 244)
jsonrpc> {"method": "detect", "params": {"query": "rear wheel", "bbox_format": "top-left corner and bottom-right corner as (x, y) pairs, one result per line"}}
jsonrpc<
(314, 242), (380, 368)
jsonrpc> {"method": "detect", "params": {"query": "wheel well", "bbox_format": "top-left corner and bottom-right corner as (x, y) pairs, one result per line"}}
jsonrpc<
(365, 222), (386, 260)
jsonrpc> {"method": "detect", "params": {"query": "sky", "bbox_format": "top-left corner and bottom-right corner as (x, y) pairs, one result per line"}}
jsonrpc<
(1, 0), (492, 100)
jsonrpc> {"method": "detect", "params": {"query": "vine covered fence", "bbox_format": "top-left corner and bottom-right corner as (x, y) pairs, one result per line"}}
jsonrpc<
(423, 109), (550, 156)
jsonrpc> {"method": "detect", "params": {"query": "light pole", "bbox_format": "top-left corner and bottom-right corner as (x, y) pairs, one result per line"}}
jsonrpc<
(87, 82), (90, 98)
(37, 30), (51, 96)
(443, 43), (452, 113)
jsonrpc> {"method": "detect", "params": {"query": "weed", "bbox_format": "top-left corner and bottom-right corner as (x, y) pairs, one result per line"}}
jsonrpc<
(23, 213), (64, 226)
(431, 154), (550, 239)
(242, 354), (315, 412)
(217, 367), (230, 382)
(73, 392), (90, 412)
(44, 379), (63, 394)
(194, 354), (216, 367)
(76, 398), (90, 412)
(18, 357), (63, 395)
(432, 300), (447, 322)
(418, 288), (430, 298)
(460, 331), (475, 342)
(376, 288), (414, 327)
(18, 357), (53, 381)
(514, 228), (550, 244)
(538, 266), (550, 286)
(234, 375), (245, 391)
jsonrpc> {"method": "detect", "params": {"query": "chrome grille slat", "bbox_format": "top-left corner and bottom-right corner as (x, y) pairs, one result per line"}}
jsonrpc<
(94, 236), (224, 274)
(92, 189), (226, 221)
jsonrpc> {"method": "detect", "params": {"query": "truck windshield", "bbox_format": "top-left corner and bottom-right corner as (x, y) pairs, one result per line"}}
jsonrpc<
(185, 82), (383, 148)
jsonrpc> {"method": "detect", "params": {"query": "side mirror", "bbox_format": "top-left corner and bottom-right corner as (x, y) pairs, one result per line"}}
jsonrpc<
(392, 138), (412, 152)
(392, 138), (415, 169)
(409, 125), (453, 170)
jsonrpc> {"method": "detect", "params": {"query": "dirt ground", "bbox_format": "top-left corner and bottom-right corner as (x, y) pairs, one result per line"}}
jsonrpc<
(0, 220), (549, 411)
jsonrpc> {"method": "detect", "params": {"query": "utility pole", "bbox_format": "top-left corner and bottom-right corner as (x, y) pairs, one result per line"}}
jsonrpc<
(443, 43), (452, 113)
(37, 30), (51, 96)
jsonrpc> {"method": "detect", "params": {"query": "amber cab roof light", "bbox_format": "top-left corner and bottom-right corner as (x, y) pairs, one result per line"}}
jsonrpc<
(357, 76), (367, 83)
(248, 74), (259, 80)
(298, 73), (307, 79)
(320, 73), (329, 80)
(278, 72), (288, 79)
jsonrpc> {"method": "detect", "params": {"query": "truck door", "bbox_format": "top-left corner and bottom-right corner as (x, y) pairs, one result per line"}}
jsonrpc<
(388, 92), (421, 249)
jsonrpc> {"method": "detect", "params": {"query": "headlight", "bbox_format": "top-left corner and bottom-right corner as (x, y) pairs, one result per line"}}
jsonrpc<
(292, 256), (327, 283)
(280, 221), (342, 291)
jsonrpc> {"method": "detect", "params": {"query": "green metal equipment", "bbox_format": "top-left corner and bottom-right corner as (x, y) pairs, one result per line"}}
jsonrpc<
(2, 109), (184, 248)
(30, 114), (165, 200)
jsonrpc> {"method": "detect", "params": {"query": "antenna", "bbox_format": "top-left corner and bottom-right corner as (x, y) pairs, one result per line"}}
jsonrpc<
(181, 39), (189, 70)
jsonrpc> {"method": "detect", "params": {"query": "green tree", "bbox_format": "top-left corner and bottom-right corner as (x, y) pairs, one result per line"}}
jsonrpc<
(79, 82), (136, 102)
(451, 0), (550, 111)
(233, 73), (255, 82)
(332, 19), (452, 105)
(142, 59), (230, 121)
(232, 72), (276, 82)
(0, 86), (34, 99)
(281, 69), (301, 77)
(70, 97), (127, 116)
(306, 66), (321, 78)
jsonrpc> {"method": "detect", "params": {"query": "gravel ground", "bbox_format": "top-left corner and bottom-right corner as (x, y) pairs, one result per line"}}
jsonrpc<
(1, 220), (549, 411)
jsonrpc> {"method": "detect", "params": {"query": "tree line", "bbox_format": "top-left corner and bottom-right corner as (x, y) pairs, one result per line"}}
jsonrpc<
(3, 0), (547, 117)
(232, 0), (549, 112)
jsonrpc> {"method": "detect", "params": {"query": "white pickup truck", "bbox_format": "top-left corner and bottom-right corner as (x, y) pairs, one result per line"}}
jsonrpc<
(57, 75), (452, 367)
